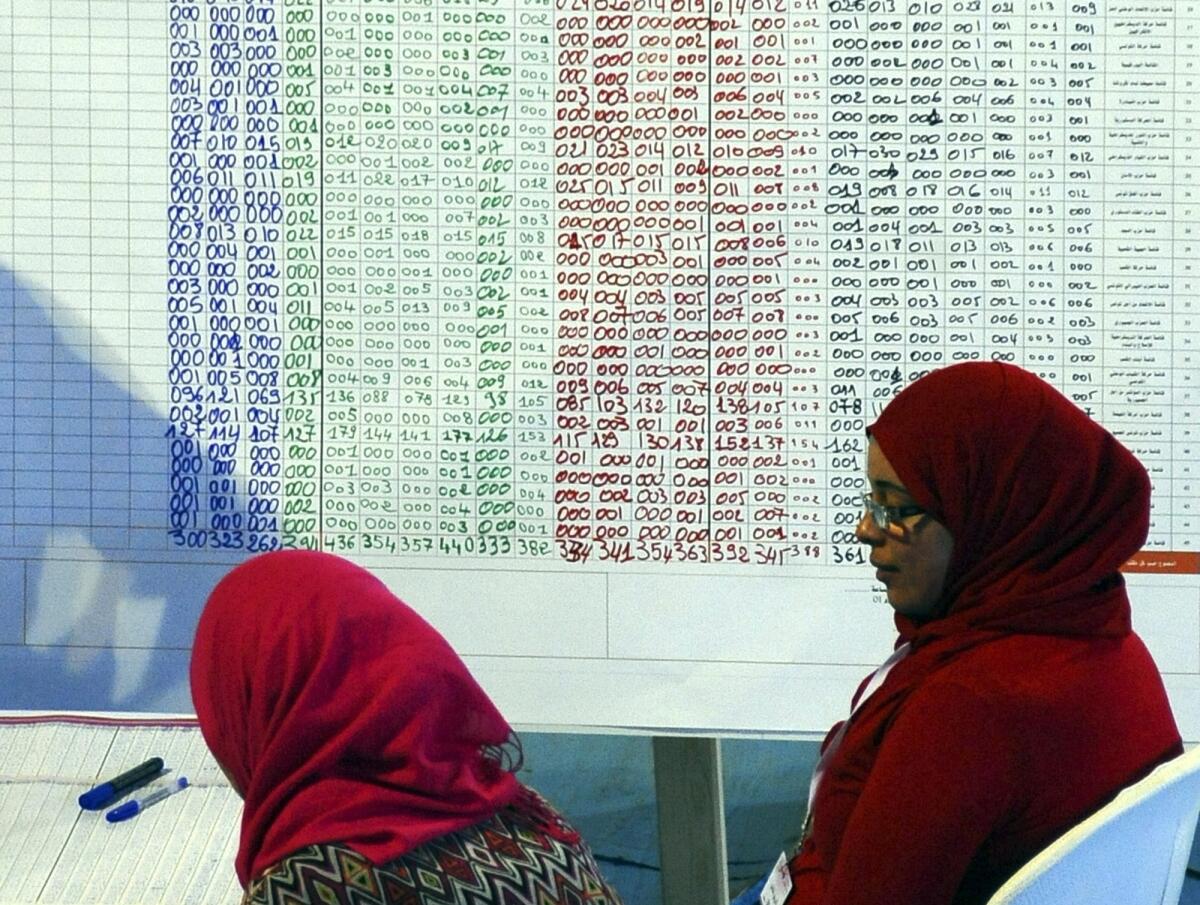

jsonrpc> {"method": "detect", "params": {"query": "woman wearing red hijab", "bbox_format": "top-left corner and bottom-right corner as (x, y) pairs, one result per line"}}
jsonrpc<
(787, 362), (1181, 904)
(191, 550), (624, 905)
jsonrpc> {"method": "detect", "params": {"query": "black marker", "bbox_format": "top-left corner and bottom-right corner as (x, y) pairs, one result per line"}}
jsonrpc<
(78, 757), (165, 810)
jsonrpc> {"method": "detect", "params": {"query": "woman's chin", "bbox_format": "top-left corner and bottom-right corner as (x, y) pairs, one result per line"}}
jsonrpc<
(885, 589), (935, 621)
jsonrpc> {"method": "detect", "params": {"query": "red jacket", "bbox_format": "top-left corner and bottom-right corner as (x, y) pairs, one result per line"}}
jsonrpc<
(788, 632), (1182, 905)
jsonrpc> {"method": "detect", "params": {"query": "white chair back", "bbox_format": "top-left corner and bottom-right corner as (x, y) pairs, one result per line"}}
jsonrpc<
(986, 746), (1200, 905)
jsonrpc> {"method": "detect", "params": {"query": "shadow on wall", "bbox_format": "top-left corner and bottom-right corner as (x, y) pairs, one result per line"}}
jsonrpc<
(519, 733), (662, 905)
(723, 738), (820, 894)
(513, 734), (823, 905)
(0, 262), (240, 712)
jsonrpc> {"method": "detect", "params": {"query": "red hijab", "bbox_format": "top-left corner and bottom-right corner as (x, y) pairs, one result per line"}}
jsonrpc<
(190, 550), (522, 886)
(868, 361), (1148, 645)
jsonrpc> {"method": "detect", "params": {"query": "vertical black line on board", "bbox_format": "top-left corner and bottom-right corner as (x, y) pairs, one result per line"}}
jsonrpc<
(706, 6), (714, 561)
(88, 0), (94, 537)
(3, 8), (8, 547)
(1058, 6), (1064, 399)
(318, 0), (325, 551)
(1099, 9), (1105, 436)
(22, 560), (28, 644)
(1171, 4), (1177, 551)
(127, 0), (132, 550)
(49, 3), (55, 544)
(604, 570), (610, 657)
(4, 10), (10, 548)
(163, 3), (167, 546)
(512, 17), (517, 538)
(475, 12), (480, 547)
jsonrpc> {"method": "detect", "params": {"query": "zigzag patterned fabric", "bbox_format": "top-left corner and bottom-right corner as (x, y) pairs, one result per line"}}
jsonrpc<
(245, 798), (625, 905)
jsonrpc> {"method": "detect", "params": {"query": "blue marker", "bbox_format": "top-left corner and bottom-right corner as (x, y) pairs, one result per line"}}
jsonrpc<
(79, 757), (164, 810)
(105, 777), (189, 823)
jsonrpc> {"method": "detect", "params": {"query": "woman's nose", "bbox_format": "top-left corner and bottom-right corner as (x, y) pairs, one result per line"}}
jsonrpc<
(855, 510), (884, 545)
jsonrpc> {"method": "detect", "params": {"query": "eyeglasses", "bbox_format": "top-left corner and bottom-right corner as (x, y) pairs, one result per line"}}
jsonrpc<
(859, 493), (927, 534)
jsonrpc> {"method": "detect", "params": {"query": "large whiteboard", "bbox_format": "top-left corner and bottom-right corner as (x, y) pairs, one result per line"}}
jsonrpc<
(0, 0), (1197, 738)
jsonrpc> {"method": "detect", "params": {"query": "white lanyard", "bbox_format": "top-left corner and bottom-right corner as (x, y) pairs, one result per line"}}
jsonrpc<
(803, 642), (912, 835)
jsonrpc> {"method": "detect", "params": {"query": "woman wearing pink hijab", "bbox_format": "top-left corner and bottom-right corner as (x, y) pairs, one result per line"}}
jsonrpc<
(191, 550), (624, 905)
(787, 362), (1181, 904)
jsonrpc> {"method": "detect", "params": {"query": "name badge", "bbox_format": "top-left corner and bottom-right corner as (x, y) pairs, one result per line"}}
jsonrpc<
(760, 851), (793, 905)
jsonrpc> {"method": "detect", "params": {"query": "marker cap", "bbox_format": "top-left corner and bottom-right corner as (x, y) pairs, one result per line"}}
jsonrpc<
(105, 800), (141, 823)
(78, 783), (118, 811)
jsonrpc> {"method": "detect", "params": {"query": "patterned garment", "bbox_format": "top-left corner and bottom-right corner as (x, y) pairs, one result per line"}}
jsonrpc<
(244, 799), (624, 905)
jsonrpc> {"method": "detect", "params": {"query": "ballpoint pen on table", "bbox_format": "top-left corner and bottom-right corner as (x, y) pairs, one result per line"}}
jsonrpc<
(105, 777), (189, 823)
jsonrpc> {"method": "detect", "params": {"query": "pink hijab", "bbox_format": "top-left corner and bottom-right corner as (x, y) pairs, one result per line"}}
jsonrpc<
(190, 550), (522, 886)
